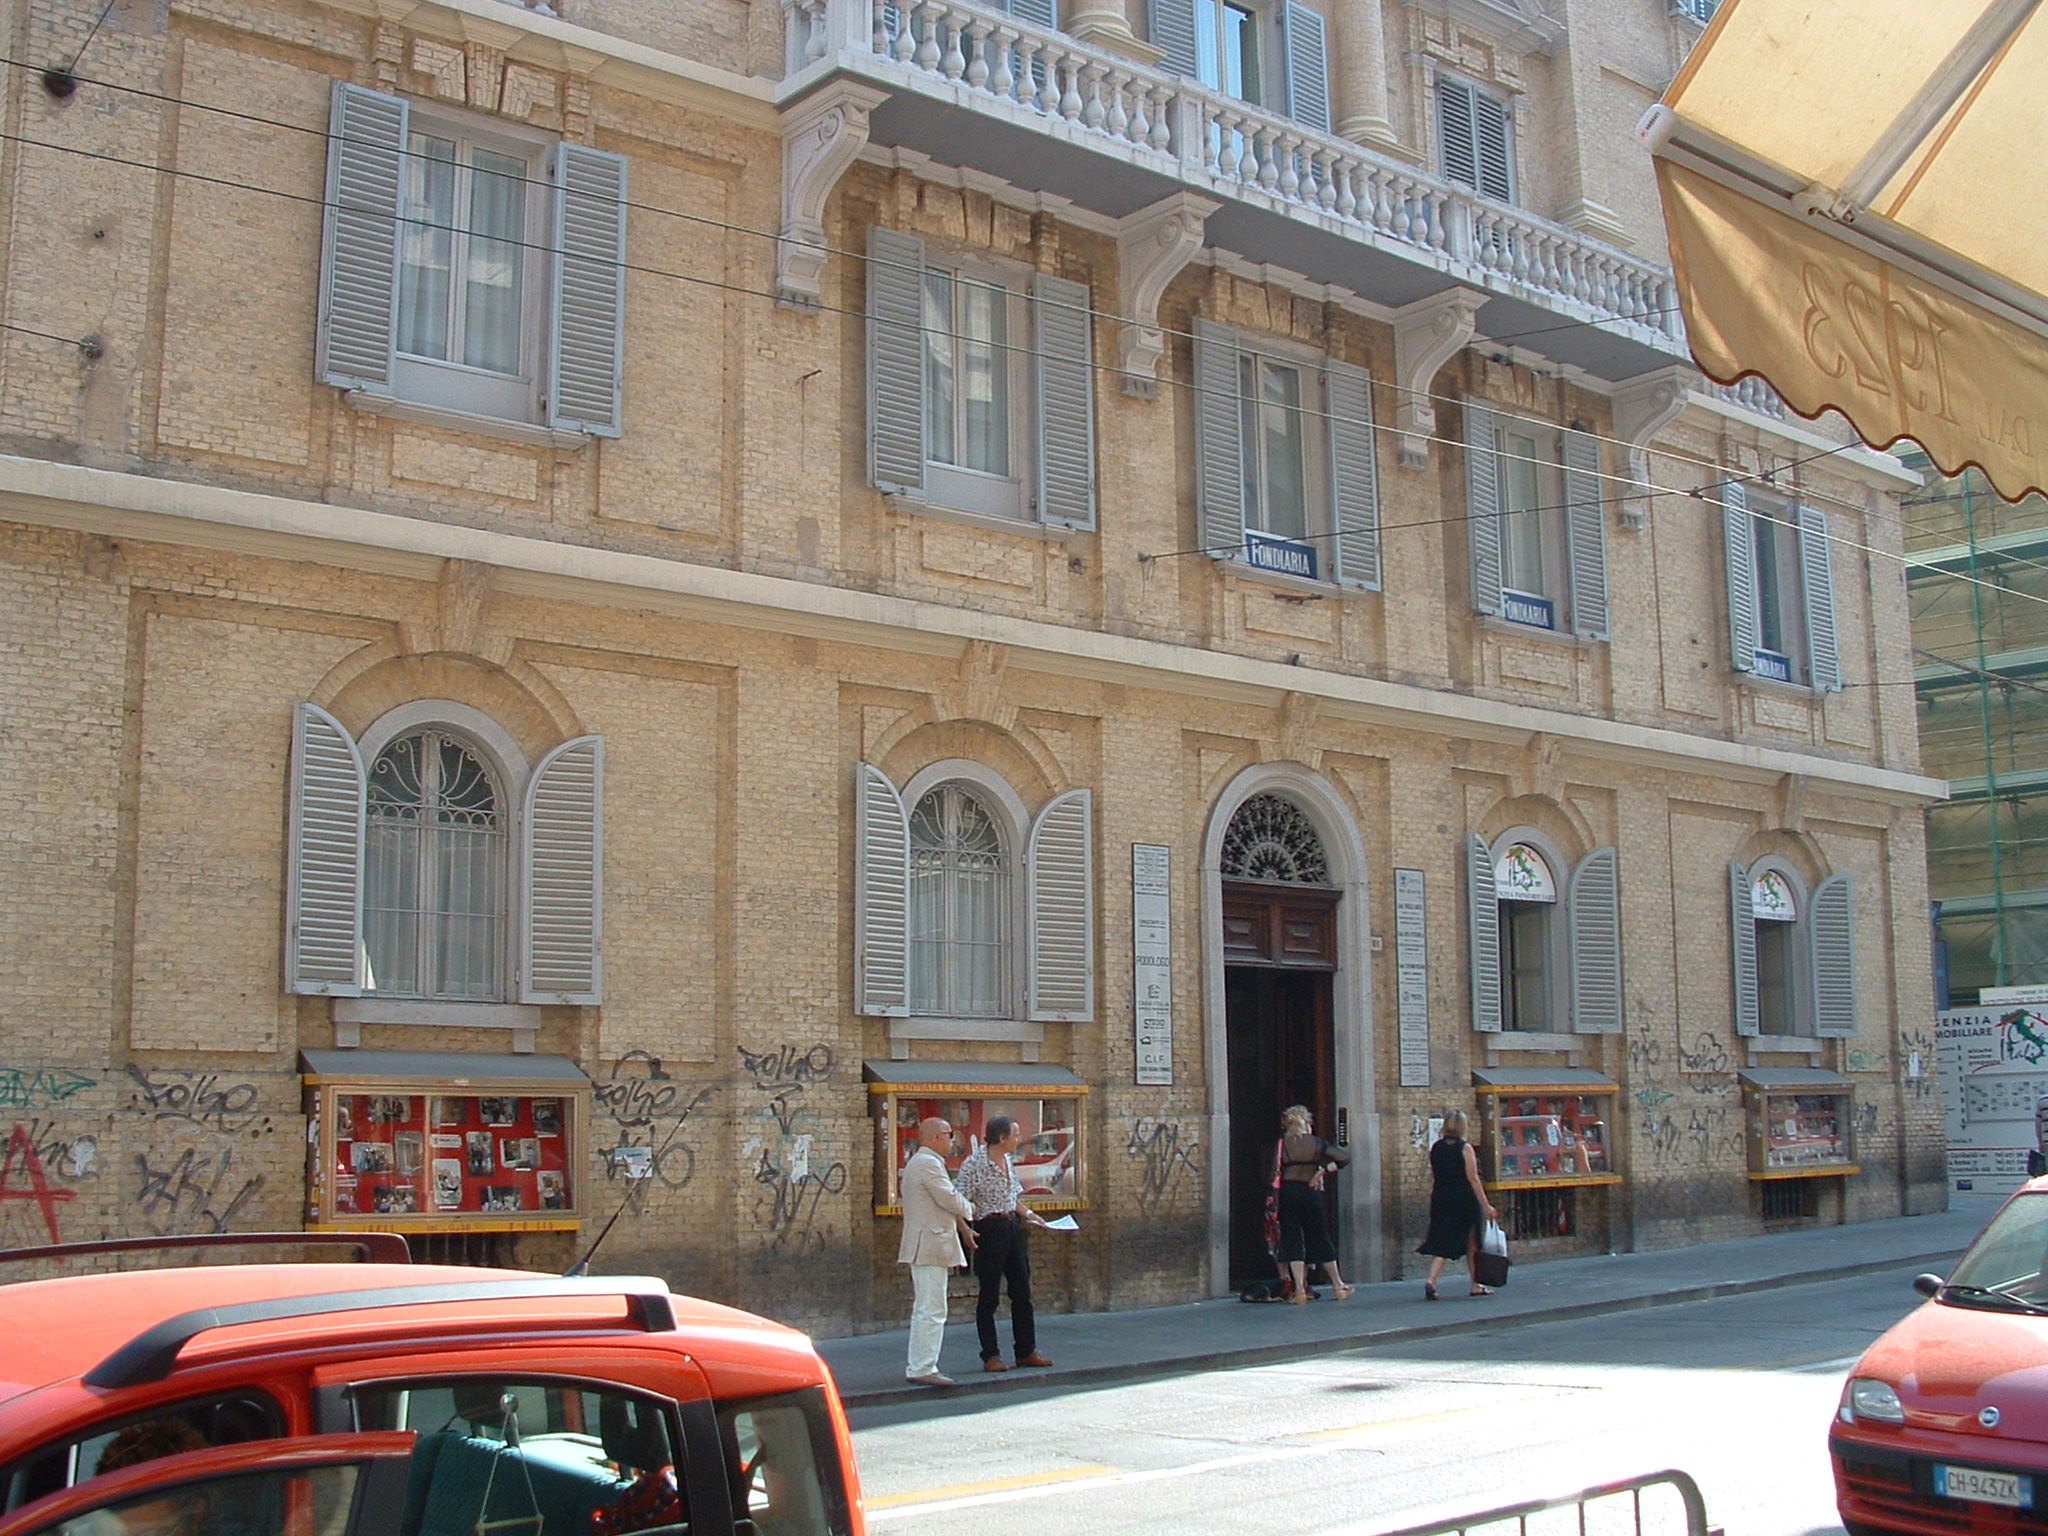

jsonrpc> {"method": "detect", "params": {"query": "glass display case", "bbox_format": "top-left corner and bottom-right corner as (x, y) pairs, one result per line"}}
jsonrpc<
(865, 1062), (1089, 1214)
(301, 1051), (589, 1233)
(1742, 1073), (1857, 1177)
(1475, 1080), (1622, 1189)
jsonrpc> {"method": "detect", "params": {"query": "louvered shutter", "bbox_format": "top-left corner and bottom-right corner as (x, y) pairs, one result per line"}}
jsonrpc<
(316, 83), (406, 393)
(1149, 0), (1199, 76)
(1325, 360), (1380, 588)
(1562, 428), (1608, 639)
(286, 702), (366, 996)
(1193, 318), (1246, 560)
(1033, 272), (1097, 530)
(1810, 872), (1857, 1036)
(1473, 90), (1513, 202)
(1567, 846), (1621, 1034)
(1281, 2), (1331, 134)
(1465, 400), (1504, 616)
(1723, 481), (1759, 672)
(1437, 77), (1478, 191)
(521, 735), (604, 1004)
(1028, 789), (1095, 1021)
(1799, 503), (1842, 692)
(856, 763), (911, 1017)
(546, 143), (628, 436)
(1008, 0), (1057, 28)
(1468, 833), (1502, 1033)
(1729, 861), (1760, 1037)
(868, 227), (927, 495)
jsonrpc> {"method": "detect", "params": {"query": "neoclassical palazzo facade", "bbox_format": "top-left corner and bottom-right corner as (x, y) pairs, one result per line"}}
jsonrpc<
(0, 0), (1942, 1330)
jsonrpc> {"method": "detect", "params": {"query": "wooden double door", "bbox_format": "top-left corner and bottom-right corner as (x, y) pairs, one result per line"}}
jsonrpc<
(1223, 881), (1338, 1290)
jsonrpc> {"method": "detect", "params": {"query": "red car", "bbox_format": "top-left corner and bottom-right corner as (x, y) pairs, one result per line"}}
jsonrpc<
(1832, 1177), (2048, 1536)
(0, 1233), (865, 1536)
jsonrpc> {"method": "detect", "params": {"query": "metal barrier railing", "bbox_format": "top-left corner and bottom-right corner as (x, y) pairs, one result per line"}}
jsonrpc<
(1368, 1469), (1717, 1536)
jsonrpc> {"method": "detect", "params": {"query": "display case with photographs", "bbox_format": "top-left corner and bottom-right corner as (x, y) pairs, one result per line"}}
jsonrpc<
(1475, 1080), (1623, 1190)
(864, 1063), (1089, 1215)
(301, 1051), (588, 1232)
(1742, 1074), (1858, 1177)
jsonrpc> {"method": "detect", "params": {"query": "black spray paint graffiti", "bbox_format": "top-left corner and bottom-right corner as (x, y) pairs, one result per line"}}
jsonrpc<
(596, 1053), (713, 1195)
(738, 1043), (846, 1253)
(135, 1144), (264, 1235)
(124, 1066), (274, 1138)
(1678, 1033), (1732, 1075)
(1126, 1117), (1202, 1214)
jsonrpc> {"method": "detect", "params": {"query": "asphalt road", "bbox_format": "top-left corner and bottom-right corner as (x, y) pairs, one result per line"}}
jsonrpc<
(848, 1267), (1929, 1536)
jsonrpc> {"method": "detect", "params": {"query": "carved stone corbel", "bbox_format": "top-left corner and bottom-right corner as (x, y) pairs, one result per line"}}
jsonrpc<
(778, 83), (889, 307)
(1392, 289), (1485, 468)
(1611, 364), (1698, 530)
(1113, 192), (1218, 398)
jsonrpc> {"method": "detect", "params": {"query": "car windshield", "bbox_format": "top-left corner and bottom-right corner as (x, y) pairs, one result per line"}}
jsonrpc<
(1943, 1190), (2048, 1309)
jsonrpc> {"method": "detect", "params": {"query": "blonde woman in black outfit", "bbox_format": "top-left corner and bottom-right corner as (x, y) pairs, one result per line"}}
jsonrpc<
(1276, 1104), (1353, 1303)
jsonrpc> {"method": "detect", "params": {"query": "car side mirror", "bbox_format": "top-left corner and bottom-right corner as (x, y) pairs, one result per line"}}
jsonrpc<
(1913, 1272), (1944, 1299)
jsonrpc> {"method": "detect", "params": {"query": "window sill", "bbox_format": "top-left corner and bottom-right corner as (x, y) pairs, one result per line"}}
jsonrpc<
(1736, 669), (1825, 699)
(1746, 1035), (1825, 1064)
(344, 390), (591, 450)
(883, 493), (1073, 543)
(887, 1014), (1047, 1059)
(333, 998), (546, 1052)
(1477, 614), (1600, 649)
(1215, 557), (1371, 600)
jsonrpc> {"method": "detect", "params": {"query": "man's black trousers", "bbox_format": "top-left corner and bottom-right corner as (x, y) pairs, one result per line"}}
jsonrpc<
(971, 1213), (1034, 1361)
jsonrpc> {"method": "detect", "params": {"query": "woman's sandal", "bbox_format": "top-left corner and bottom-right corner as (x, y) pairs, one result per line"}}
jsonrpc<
(1469, 1285), (1494, 1297)
(1332, 1284), (1355, 1300)
(1423, 1282), (1439, 1302)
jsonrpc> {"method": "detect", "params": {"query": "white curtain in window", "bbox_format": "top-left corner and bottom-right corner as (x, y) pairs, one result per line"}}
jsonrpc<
(909, 785), (1011, 1016)
(364, 730), (506, 1000)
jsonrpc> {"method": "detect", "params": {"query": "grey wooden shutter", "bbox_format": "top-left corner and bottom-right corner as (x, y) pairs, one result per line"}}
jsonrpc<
(856, 763), (912, 1017)
(1149, 0), (1198, 76)
(868, 227), (927, 496)
(1729, 860), (1760, 1037)
(1810, 872), (1857, 1036)
(1281, 1), (1331, 134)
(1799, 502), (1842, 692)
(286, 701), (366, 996)
(1325, 360), (1381, 589)
(1723, 480), (1759, 672)
(1563, 428), (1608, 639)
(1467, 832), (1502, 1033)
(1465, 400), (1504, 616)
(546, 143), (629, 437)
(1473, 90), (1513, 202)
(1194, 318), (1246, 560)
(1437, 77), (1478, 190)
(1028, 788), (1094, 1021)
(1008, 0), (1057, 27)
(1033, 271), (1096, 530)
(521, 735), (604, 1004)
(1567, 846), (1621, 1034)
(316, 83), (406, 393)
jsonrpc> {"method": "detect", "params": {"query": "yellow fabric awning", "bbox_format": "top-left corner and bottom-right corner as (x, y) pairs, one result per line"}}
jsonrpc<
(1644, 0), (2048, 501)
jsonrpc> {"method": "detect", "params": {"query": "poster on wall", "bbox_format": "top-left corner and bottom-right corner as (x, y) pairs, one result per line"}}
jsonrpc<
(1936, 1005), (2048, 1190)
(1395, 869), (1429, 1088)
(1132, 844), (1173, 1086)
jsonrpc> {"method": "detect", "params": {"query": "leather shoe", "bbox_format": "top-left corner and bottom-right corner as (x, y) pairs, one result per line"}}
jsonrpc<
(982, 1356), (1009, 1372)
(905, 1372), (955, 1387)
(1016, 1351), (1054, 1368)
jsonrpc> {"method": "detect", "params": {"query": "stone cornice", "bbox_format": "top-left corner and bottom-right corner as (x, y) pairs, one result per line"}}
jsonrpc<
(0, 455), (1943, 806)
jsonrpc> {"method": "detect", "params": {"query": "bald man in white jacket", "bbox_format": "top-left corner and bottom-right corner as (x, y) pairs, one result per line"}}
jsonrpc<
(899, 1116), (976, 1386)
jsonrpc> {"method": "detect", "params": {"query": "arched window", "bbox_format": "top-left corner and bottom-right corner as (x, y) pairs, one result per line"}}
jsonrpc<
(909, 784), (1011, 1017)
(1220, 794), (1330, 884)
(1730, 859), (1857, 1039)
(364, 729), (507, 999)
(1466, 830), (1621, 1036)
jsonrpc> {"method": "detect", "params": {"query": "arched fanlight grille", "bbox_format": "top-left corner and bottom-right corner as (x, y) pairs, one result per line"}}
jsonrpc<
(1221, 793), (1330, 884)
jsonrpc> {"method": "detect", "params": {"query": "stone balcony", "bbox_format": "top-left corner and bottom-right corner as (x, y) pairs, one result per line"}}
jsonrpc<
(778, 0), (1691, 414)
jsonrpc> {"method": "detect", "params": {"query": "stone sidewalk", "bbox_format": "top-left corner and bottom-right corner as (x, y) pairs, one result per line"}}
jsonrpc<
(819, 1200), (1997, 1409)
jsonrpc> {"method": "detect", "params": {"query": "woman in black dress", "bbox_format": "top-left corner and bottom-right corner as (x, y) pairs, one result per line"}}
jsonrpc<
(1275, 1104), (1353, 1303)
(1417, 1109), (1498, 1300)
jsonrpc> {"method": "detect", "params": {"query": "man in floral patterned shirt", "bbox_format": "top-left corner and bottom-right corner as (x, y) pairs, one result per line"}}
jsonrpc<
(953, 1116), (1053, 1373)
